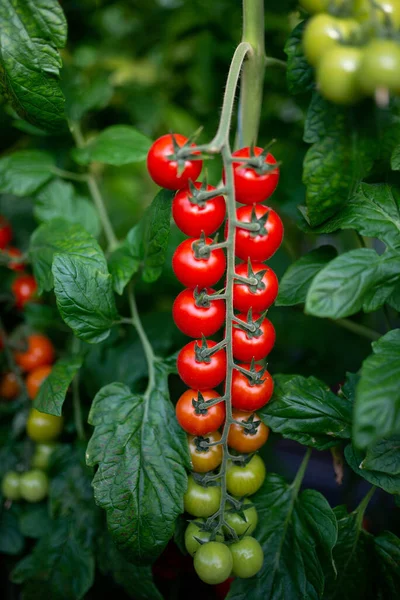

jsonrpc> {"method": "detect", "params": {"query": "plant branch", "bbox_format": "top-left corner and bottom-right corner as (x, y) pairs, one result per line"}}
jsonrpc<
(291, 447), (312, 495)
(72, 337), (85, 440)
(128, 283), (156, 399)
(332, 318), (381, 341)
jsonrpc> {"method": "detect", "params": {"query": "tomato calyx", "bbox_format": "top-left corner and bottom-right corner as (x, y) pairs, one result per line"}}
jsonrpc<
(233, 143), (278, 176)
(192, 391), (223, 415)
(240, 206), (271, 238)
(229, 452), (255, 467)
(187, 180), (227, 208)
(192, 232), (226, 260)
(234, 359), (268, 386)
(194, 336), (226, 363)
(233, 412), (263, 436)
(238, 260), (268, 293)
(193, 434), (214, 452)
(233, 309), (267, 338)
(167, 132), (203, 176)
(192, 471), (221, 488)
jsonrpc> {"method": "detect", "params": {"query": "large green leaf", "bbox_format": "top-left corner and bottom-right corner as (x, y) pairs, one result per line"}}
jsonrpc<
(108, 242), (140, 295)
(86, 361), (190, 563)
(361, 436), (400, 475)
(34, 356), (83, 417)
(0, 0), (66, 131)
(260, 374), (352, 450)
(345, 445), (400, 494)
(72, 125), (152, 166)
(353, 330), (400, 448)
(0, 151), (55, 196)
(276, 246), (337, 306)
(284, 20), (314, 95)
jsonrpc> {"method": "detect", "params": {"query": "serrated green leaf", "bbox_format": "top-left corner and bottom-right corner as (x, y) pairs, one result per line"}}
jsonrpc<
(72, 125), (151, 166)
(354, 330), (400, 448)
(276, 246), (337, 306)
(86, 362), (190, 563)
(0, 151), (55, 196)
(345, 445), (400, 494)
(34, 355), (83, 416)
(361, 436), (400, 475)
(0, 506), (24, 555)
(260, 374), (352, 450)
(108, 242), (140, 295)
(53, 254), (118, 343)
(284, 21), (314, 95)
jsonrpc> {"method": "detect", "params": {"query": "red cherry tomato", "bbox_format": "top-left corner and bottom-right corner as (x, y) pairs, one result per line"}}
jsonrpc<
(233, 262), (278, 313)
(147, 134), (203, 190)
(176, 389), (225, 435)
(26, 365), (52, 400)
(173, 288), (225, 338)
(232, 313), (276, 362)
(6, 247), (25, 271)
(11, 275), (38, 309)
(230, 204), (283, 262)
(14, 334), (55, 372)
(172, 238), (226, 289)
(224, 147), (279, 205)
(0, 216), (12, 249)
(172, 182), (226, 237)
(231, 363), (274, 411)
(177, 339), (226, 390)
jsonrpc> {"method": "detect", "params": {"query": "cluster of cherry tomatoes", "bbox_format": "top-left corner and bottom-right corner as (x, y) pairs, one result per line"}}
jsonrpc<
(147, 134), (283, 585)
(301, 0), (400, 105)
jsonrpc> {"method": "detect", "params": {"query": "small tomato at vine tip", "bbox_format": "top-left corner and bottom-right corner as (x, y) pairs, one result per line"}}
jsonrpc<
(354, 0), (400, 29)
(184, 474), (221, 517)
(358, 40), (400, 96)
(303, 15), (360, 68)
(299, 0), (327, 13)
(226, 454), (266, 497)
(228, 409), (269, 453)
(173, 287), (225, 338)
(147, 133), (203, 190)
(225, 147), (279, 205)
(177, 339), (227, 390)
(6, 247), (25, 271)
(185, 518), (224, 557)
(11, 274), (38, 310)
(230, 536), (264, 578)
(223, 498), (258, 536)
(31, 442), (57, 470)
(230, 204), (283, 262)
(26, 408), (63, 442)
(231, 363), (274, 411)
(187, 430), (223, 472)
(26, 364), (52, 400)
(14, 334), (55, 372)
(172, 237), (226, 289)
(1, 471), (21, 501)
(232, 312), (276, 362)
(194, 542), (233, 585)
(233, 262), (278, 313)
(176, 389), (225, 436)
(0, 371), (20, 400)
(0, 215), (12, 249)
(19, 469), (49, 503)
(172, 182), (226, 237)
(317, 46), (363, 105)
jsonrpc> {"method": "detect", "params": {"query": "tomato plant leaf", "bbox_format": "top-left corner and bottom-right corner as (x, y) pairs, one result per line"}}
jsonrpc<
(361, 436), (400, 475)
(0, 151), (55, 196)
(0, 0), (67, 131)
(19, 504), (52, 539)
(108, 242), (141, 295)
(276, 245), (337, 306)
(374, 531), (400, 597)
(52, 254), (118, 344)
(260, 374), (352, 450)
(72, 125), (152, 166)
(391, 144), (400, 170)
(284, 20), (314, 95)
(228, 472), (337, 600)
(345, 445), (400, 494)
(34, 355), (83, 416)
(0, 506), (24, 555)
(86, 362), (190, 563)
(62, 69), (114, 122)
(353, 330), (400, 448)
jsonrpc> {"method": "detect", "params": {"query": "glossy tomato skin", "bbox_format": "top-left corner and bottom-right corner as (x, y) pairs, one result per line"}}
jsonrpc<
(303, 15), (360, 67)
(184, 475), (221, 517)
(26, 408), (63, 442)
(1, 471), (21, 500)
(15, 334), (55, 372)
(224, 498), (258, 536)
(232, 314), (276, 362)
(228, 409), (269, 453)
(233, 262), (278, 313)
(317, 46), (363, 105)
(231, 205), (283, 262)
(194, 542), (233, 585)
(19, 469), (49, 502)
(26, 365), (52, 400)
(299, 0), (327, 12)
(358, 40), (400, 95)
(226, 147), (279, 205)
(173, 288), (225, 338)
(354, 0), (400, 28)
(0, 372), (20, 400)
(12, 275), (38, 310)
(172, 238), (226, 288)
(172, 183), (226, 236)
(177, 339), (226, 390)
(226, 455), (266, 497)
(147, 134), (202, 190)
(185, 518), (224, 556)
(0, 216), (12, 249)
(31, 442), (57, 470)
(188, 430), (223, 472)
(7, 247), (25, 271)
(176, 389), (225, 435)
(231, 363), (274, 411)
(230, 536), (264, 578)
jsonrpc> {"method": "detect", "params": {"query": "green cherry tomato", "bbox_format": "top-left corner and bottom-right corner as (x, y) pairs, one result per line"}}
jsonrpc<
(317, 46), (363, 105)
(303, 14), (360, 67)
(358, 39), (400, 95)
(194, 541), (233, 585)
(1, 471), (21, 501)
(354, 0), (400, 29)
(26, 408), (63, 443)
(185, 519), (224, 557)
(224, 499), (258, 536)
(31, 442), (58, 470)
(184, 475), (221, 517)
(19, 469), (49, 503)
(226, 455), (266, 497)
(230, 536), (264, 579)
(299, 0), (327, 13)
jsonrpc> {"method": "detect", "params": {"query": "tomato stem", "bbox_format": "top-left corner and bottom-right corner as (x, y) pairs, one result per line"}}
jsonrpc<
(128, 283), (156, 400)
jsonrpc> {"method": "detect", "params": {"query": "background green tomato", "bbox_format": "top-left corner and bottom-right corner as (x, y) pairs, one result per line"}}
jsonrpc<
(185, 519), (224, 556)
(354, 0), (400, 29)
(19, 469), (49, 503)
(184, 476), (221, 517)
(230, 536), (264, 578)
(31, 442), (57, 470)
(1, 471), (21, 501)
(194, 541), (233, 585)
(358, 39), (400, 94)
(226, 455), (266, 497)
(26, 408), (63, 443)
(299, 0), (327, 13)
(224, 498), (258, 536)
(317, 46), (363, 105)
(303, 14), (360, 67)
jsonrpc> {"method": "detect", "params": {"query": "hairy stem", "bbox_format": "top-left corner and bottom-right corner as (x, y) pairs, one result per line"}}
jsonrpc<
(128, 283), (156, 399)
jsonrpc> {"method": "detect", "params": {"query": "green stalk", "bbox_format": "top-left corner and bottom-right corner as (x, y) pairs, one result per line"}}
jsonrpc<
(128, 283), (156, 399)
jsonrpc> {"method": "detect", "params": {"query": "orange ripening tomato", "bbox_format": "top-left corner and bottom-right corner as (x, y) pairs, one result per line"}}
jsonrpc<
(0, 372), (20, 400)
(14, 334), (55, 372)
(26, 365), (52, 400)
(228, 409), (269, 453)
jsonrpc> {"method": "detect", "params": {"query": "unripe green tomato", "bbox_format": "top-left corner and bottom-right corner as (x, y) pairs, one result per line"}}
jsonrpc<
(19, 469), (49, 503)
(223, 499), (258, 536)
(358, 39), (400, 94)
(230, 536), (264, 579)
(185, 519), (224, 557)
(194, 541), (233, 585)
(317, 45), (363, 104)
(26, 408), (63, 443)
(299, 0), (327, 13)
(226, 455), (266, 497)
(184, 476), (221, 517)
(1, 471), (21, 501)
(31, 442), (57, 470)
(354, 0), (400, 29)
(303, 14), (360, 67)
